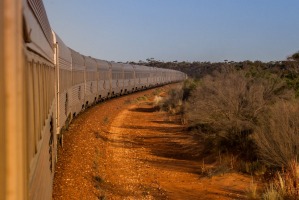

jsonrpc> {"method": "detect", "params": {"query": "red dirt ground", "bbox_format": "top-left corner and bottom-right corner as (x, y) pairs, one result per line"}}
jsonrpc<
(52, 84), (260, 200)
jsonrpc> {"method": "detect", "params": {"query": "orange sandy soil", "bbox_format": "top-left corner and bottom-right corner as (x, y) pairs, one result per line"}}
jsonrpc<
(53, 84), (261, 200)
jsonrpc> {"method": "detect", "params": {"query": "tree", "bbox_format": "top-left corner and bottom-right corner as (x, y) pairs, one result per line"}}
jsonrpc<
(287, 51), (299, 61)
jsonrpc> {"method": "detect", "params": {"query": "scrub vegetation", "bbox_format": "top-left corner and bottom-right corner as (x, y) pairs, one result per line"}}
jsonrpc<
(151, 51), (299, 199)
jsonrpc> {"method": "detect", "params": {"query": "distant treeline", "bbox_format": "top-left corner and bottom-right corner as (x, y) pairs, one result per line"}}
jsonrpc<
(129, 51), (299, 94)
(130, 57), (299, 79)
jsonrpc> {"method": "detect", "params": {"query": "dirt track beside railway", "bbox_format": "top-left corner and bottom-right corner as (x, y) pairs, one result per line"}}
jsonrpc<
(53, 84), (256, 200)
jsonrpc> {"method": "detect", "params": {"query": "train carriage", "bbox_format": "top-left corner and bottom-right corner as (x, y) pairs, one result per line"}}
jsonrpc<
(123, 63), (135, 94)
(111, 62), (124, 96)
(69, 49), (85, 116)
(155, 68), (160, 86)
(166, 69), (172, 83)
(52, 32), (72, 135)
(83, 55), (98, 107)
(134, 65), (150, 90)
(148, 67), (156, 87)
(171, 69), (177, 83)
(161, 68), (168, 84)
(23, 0), (57, 199)
(173, 70), (180, 82)
(173, 70), (181, 82)
(96, 59), (111, 100)
(156, 67), (163, 86)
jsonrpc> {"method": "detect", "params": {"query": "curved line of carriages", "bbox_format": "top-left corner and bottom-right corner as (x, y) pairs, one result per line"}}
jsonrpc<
(53, 33), (186, 145)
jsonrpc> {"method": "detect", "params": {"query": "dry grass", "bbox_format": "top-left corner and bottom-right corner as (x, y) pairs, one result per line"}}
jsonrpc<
(254, 101), (299, 168)
(158, 85), (184, 114)
(245, 178), (259, 199)
(185, 68), (292, 159)
(262, 183), (283, 200)
(262, 162), (299, 199)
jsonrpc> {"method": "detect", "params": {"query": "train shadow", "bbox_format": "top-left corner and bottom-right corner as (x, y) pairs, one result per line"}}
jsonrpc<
(103, 103), (216, 176)
(129, 107), (159, 113)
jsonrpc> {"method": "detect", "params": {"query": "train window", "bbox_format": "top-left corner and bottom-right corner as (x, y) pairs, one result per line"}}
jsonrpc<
(65, 93), (68, 116)
(78, 86), (81, 100)
(49, 116), (54, 172)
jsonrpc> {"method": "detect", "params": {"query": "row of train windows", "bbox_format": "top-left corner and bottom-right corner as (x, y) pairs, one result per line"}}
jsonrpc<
(86, 72), (97, 81)
(124, 72), (133, 79)
(136, 73), (150, 78)
(99, 71), (109, 80)
(27, 59), (55, 161)
(112, 72), (135, 79)
(112, 73), (123, 79)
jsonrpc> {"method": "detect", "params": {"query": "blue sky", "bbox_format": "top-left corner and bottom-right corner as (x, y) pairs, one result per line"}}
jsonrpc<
(44, 0), (299, 62)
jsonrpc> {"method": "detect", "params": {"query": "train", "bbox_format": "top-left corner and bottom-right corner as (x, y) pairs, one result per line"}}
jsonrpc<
(0, 0), (186, 199)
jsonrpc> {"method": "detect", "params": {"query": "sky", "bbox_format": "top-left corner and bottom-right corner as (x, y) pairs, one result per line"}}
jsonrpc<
(43, 0), (299, 63)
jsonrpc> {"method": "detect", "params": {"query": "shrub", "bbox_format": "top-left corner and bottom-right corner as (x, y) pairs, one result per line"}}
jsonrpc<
(186, 68), (292, 159)
(159, 86), (183, 114)
(182, 78), (197, 100)
(254, 101), (299, 168)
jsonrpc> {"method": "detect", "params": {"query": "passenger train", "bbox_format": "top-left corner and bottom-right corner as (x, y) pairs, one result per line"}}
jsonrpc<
(0, 0), (186, 199)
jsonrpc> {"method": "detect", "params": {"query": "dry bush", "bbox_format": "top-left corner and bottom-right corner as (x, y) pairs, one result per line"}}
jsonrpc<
(182, 78), (197, 100)
(159, 86), (184, 114)
(254, 101), (299, 168)
(153, 96), (163, 107)
(186, 68), (292, 158)
(158, 80), (194, 113)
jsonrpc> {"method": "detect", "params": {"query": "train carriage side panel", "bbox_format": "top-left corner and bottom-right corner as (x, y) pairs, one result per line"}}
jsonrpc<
(152, 67), (158, 86)
(83, 55), (98, 107)
(24, 0), (54, 63)
(172, 70), (176, 82)
(26, 38), (56, 200)
(171, 70), (174, 82)
(165, 69), (169, 83)
(69, 48), (85, 116)
(111, 62), (124, 96)
(174, 70), (178, 82)
(52, 32), (72, 135)
(170, 69), (173, 82)
(148, 67), (155, 87)
(162, 68), (167, 84)
(144, 66), (150, 88)
(134, 65), (148, 90)
(148, 67), (152, 87)
(96, 59), (111, 100)
(23, 0), (57, 199)
(134, 65), (141, 90)
(123, 63), (135, 94)
(157, 68), (163, 85)
(164, 69), (167, 84)
(174, 70), (179, 82)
